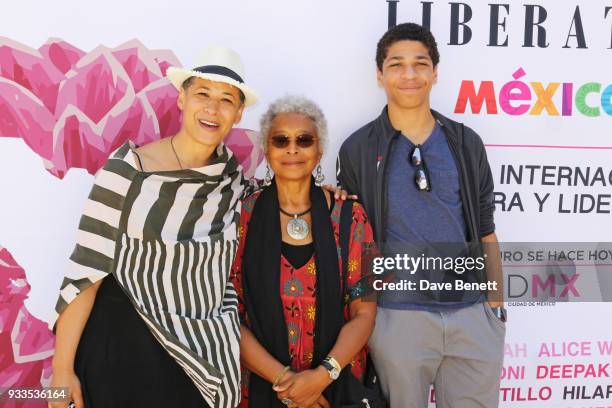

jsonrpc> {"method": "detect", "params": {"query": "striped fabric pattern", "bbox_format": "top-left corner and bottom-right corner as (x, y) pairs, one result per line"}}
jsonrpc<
(52, 140), (244, 408)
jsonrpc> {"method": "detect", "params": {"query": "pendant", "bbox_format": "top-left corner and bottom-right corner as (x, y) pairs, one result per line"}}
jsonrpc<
(287, 216), (309, 240)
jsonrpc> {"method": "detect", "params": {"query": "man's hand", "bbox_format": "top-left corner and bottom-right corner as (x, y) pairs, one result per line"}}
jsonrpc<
(322, 184), (358, 201)
(487, 300), (504, 308)
(482, 232), (504, 307)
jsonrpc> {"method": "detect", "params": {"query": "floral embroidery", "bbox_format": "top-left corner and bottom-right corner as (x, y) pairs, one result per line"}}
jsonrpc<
(242, 194), (258, 213)
(348, 259), (358, 273)
(283, 278), (304, 297)
(286, 302), (299, 318)
(307, 305), (316, 321)
(306, 262), (316, 276)
(352, 221), (365, 242)
(349, 281), (365, 299)
(284, 262), (295, 275)
(305, 352), (314, 364)
(287, 322), (300, 345)
(330, 205), (341, 223)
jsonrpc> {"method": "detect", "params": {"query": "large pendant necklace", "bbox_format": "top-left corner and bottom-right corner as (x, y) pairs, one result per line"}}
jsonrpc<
(279, 206), (311, 241)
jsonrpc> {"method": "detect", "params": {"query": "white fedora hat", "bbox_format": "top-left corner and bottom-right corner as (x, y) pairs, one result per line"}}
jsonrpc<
(166, 45), (258, 107)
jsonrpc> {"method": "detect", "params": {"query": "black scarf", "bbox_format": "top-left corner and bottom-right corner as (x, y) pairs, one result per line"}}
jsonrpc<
(241, 177), (350, 407)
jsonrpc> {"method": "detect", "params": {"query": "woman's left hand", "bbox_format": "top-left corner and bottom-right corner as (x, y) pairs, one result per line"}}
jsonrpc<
(322, 184), (358, 200)
(310, 395), (331, 408)
(274, 366), (331, 407)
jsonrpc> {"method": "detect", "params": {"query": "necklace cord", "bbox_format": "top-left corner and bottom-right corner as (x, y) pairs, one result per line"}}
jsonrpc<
(279, 206), (311, 218)
(170, 136), (183, 170)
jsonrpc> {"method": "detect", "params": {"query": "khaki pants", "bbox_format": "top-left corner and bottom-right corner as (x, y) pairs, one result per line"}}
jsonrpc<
(369, 302), (505, 408)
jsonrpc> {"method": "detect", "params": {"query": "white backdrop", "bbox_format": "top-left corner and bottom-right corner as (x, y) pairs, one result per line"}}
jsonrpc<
(1, 0), (611, 406)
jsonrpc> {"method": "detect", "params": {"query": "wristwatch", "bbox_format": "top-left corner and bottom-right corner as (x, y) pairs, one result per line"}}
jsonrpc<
(321, 356), (341, 381)
(491, 306), (507, 322)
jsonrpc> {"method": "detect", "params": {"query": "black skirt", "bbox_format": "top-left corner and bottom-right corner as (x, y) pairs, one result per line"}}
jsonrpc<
(75, 274), (210, 408)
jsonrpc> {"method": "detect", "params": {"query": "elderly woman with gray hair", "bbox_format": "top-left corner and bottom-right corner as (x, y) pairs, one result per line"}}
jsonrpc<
(230, 96), (377, 408)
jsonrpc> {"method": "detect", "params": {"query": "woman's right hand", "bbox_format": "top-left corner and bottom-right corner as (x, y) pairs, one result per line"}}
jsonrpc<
(48, 369), (83, 408)
(274, 369), (295, 404)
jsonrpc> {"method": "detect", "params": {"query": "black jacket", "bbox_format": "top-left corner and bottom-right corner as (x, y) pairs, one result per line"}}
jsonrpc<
(336, 107), (496, 244)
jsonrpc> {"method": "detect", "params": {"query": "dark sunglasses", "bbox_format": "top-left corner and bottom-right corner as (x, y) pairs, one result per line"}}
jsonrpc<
(269, 134), (318, 149)
(409, 145), (431, 191)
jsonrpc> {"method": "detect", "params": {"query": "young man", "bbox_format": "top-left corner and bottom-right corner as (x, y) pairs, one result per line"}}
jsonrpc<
(337, 23), (506, 408)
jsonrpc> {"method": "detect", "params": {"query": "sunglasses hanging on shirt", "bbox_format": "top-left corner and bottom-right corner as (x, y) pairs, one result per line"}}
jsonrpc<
(409, 145), (432, 192)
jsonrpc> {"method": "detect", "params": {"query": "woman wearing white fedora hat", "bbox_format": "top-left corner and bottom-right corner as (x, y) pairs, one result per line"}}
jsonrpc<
(49, 45), (258, 408)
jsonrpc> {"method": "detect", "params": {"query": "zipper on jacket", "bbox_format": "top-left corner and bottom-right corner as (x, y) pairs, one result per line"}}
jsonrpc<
(377, 130), (399, 243)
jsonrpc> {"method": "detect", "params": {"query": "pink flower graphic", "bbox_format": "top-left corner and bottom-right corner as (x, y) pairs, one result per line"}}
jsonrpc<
(0, 246), (54, 408)
(0, 38), (262, 179)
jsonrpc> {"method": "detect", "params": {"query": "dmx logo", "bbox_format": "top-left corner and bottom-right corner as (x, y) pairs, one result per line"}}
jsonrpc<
(454, 68), (612, 118)
(507, 273), (581, 300)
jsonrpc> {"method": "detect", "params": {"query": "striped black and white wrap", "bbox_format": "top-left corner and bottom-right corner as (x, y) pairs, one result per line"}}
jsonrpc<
(52, 140), (245, 407)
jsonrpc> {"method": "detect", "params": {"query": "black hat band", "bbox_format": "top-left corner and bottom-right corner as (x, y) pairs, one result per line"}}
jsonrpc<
(192, 65), (244, 84)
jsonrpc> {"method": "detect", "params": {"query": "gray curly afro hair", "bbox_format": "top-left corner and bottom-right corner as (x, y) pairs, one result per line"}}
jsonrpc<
(260, 95), (328, 154)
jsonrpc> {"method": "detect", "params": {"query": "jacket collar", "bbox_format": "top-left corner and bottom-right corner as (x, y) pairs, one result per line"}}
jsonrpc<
(376, 105), (463, 147)
(377, 106), (398, 141)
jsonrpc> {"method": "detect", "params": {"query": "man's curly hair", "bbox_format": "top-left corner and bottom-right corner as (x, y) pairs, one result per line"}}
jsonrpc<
(376, 23), (440, 70)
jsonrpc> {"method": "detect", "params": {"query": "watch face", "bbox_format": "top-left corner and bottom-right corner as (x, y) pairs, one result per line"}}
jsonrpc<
(331, 368), (340, 380)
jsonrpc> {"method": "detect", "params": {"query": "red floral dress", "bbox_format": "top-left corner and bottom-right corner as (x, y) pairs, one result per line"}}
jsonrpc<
(230, 192), (376, 407)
